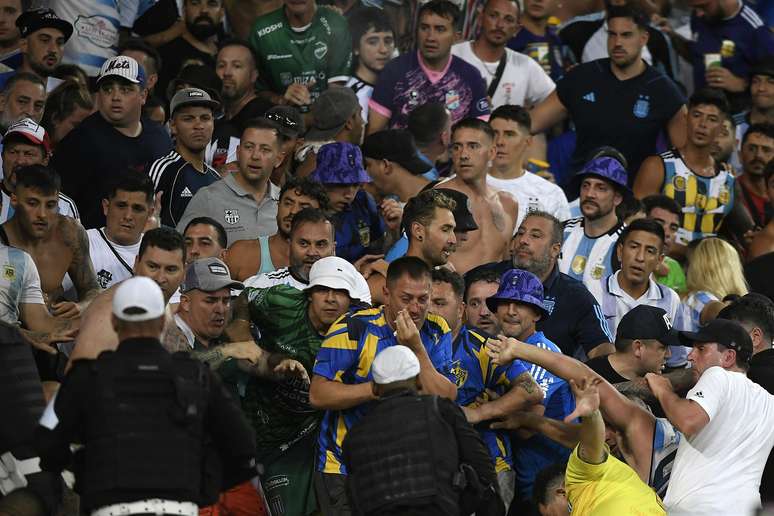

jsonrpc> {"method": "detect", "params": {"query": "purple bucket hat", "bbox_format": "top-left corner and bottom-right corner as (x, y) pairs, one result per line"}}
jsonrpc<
(310, 142), (372, 184)
(486, 269), (549, 319)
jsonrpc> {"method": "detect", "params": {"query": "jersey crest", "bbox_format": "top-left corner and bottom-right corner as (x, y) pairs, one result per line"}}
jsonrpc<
(450, 359), (468, 388)
(2, 264), (14, 281)
(97, 269), (113, 289)
(633, 95), (650, 118)
(224, 209), (240, 225)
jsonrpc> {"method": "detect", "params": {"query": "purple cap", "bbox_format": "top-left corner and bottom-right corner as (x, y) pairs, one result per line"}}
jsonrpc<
(575, 156), (632, 197)
(486, 269), (548, 319)
(310, 142), (371, 185)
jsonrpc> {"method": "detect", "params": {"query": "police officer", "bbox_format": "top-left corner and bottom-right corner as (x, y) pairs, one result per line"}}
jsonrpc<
(35, 277), (257, 516)
(341, 346), (500, 516)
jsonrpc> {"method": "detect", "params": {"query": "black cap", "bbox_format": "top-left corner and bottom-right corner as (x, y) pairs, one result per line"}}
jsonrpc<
(265, 106), (305, 139)
(751, 56), (774, 78)
(435, 188), (478, 232)
(679, 319), (753, 363)
(362, 130), (432, 176)
(617, 305), (680, 348)
(16, 9), (73, 41)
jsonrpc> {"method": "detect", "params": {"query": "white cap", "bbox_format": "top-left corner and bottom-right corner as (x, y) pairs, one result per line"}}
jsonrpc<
(97, 55), (146, 86)
(112, 277), (165, 322)
(305, 256), (369, 303)
(372, 346), (420, 384)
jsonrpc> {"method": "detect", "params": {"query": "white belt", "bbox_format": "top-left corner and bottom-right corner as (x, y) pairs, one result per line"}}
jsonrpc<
(91, 499), (198, 516)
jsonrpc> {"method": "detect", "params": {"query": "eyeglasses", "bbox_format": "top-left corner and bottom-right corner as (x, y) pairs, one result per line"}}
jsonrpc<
(266, 112), (298, 129)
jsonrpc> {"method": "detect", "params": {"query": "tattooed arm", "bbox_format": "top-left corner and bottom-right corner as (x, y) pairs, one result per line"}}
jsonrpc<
(62, 219), (100, 315)
(615, 368), (697, 402)
(462, 371), (544, 424)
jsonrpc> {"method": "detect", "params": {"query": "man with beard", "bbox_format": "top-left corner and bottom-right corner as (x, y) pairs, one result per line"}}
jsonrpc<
(229, 257), (367, 516)
(148, 88), (221, 228)
(0, 165), (99, 318)
(464, 267), (501, 336)
(711, 113), (737, 168)
(0, 72), (45, 132)
(451, 0), (554, 109)
(738, 123), (774, 227)
(227, 176), (328, 281)
(184, 216), (228, 265)
(249, 0), (352, 111)
(156, 0), (224, 101)
(530, 6), (686, 181)
(635, 89), (741, 253)
(559, 155), (627, 291)
(211, 40), (273, 170)
(244, 207), (335, 290)
(438, 118), (518, 274)
(13, 9), (71, 88)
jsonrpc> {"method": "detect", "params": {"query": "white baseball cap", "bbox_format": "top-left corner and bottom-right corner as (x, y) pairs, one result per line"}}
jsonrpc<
(97, 55), (146, 86)
(372, 346), (420, 384)
(112, 276), (165, 322)
(305, 256), (369, 303)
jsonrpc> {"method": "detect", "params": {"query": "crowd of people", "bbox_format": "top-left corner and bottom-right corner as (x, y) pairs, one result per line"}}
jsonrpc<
(0, 0), (772, 513)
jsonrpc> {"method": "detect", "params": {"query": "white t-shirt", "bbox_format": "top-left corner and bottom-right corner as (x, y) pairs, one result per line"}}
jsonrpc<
(87, 228), (140, 289)
(451, 41), (555, 109)
(665, 366), (774, 516)
(486, 171), (571, 228)
(581, 21), (653, 65)
(0, 244), (44, 325)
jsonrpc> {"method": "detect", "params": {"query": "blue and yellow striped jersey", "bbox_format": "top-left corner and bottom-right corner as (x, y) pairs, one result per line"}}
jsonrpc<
(451, 325), (528, 473)
(312, 306), (454, 474)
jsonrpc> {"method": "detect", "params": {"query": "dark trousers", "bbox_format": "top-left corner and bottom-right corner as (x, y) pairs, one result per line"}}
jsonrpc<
(313, 472), (351, 516)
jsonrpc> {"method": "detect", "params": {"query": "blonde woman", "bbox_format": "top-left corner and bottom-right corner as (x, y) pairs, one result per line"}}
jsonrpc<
(683, 237), (749, 331)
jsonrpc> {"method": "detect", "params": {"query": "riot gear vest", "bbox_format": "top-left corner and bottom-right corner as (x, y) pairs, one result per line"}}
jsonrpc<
(76, 348), (211, 507)
(342, 391), (461, 516)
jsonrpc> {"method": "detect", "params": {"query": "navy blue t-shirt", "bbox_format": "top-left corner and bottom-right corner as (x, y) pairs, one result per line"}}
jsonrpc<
(53, 112), (173, 229)
(507, 26), (568, 81)
(555, 58), (685, 181)
(332, 189), (386, 263)
(690, 3), (774, 91)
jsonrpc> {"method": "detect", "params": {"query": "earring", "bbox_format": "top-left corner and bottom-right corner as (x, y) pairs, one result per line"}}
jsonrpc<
(417, 236), (423, 241)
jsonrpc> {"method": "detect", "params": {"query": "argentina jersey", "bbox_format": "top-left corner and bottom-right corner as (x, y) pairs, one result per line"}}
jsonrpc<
(312, 307), (454, 474)
(559, 217), (624, 291)
(55, 0), (121, 75)
(651, 417), (681, 498)
(451, 325), (527, 473)
(515, 331), (575, 497)
(660, 149), (735, 246)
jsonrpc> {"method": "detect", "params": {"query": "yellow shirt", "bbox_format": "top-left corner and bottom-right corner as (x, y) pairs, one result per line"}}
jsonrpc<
(566, 445), (665, 515)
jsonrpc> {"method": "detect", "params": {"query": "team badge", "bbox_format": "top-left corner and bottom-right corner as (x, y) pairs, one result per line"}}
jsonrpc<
(357, 220), (370, 247)
(314, 41), (328, 60)
(591, 263), (605, 280)
(224, 209), (240, 225)
(695, 193), (707, 209)
(2, 264), (14, 281)
(673, 175), (686, 191)
(633, 95), (650, 118)
(450, 360), (468, 388)
(408, 90), (420, 108)
(571, 255), (586, 275)
(97, 269), (112, 289)
(445, 90), (460, 111)
(543, 298), (556, 315)
(718, 186), (730, 205)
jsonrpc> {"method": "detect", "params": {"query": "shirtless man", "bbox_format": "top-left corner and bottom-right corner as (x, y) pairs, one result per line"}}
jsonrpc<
(0, 165), (99, 319)
(226, 176), (328, 281)
(437, 118), (518, 273)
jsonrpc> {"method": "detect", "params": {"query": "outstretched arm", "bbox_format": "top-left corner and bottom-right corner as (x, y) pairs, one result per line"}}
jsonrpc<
(566, 377), (606, 464)
(646, 373), (709, 437)
(491, 410), (581, 449)
(463, 371), (543, 424)
(61, 221), (100, 316)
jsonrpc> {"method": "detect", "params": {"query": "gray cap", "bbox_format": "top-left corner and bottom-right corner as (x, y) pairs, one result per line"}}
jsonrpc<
(181, 257), (243, 293)
(170, 87), (220, 116)
(306, 86), (360, 142)
(266, 105), (305, 138)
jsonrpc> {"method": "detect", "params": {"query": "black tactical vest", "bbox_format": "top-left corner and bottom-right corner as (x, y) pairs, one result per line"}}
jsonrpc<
(343, 391), (461, 516)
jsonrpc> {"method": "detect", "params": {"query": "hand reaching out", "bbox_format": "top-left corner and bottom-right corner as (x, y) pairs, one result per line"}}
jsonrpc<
(564, 377), (601, 422)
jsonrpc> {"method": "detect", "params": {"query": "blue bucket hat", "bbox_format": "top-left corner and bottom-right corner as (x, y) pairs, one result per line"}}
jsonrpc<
(486, 269), (548, 319)
(574, 156), (633, 199)
(310, 142), (371, 185)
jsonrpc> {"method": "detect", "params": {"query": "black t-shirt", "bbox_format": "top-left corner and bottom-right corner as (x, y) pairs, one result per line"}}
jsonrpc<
(52, 112), (173, 229)
(585, 354), (627, 384)
(745, 252), (774, 302)
(211, 97), (273, 168)
(556, 58), (685, 182)
(157, 37), (217, 101)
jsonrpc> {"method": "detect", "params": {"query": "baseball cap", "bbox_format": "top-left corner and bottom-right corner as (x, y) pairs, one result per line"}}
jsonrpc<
(486, 268), (548, 319)
(4, 118), (51, 153)
(16, 9), (73, 41)
(113, 276), (165, 322)
(266, 106), (305, 139)
(574, 156), (633, 198)
(362, 130), (432, 176)
(435, 188), (478, 233)
(305, 256), (370, 303)
(170, 87), (220, 115)
(181, 257), (244, 293)
(752, 56), (774, 78)
(616, 305), (680, 348)
(97, 55), (146, 87)
(306, 86), (360, 142)
(310, 142), (371, 184)
(679, 319), (754, 363)
(372, 346), (421, 384)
